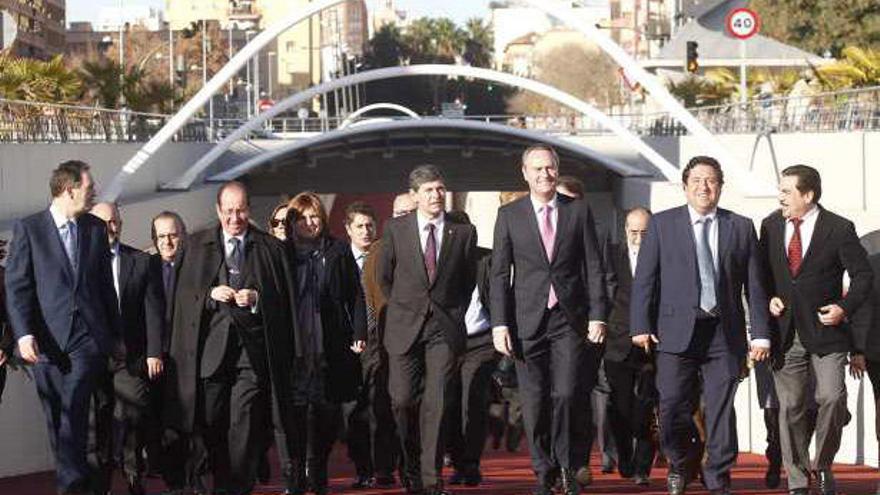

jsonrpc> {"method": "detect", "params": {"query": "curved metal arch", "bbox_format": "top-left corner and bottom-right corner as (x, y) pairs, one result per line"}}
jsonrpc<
(101, 0), (351, 201)
(520, 0), (776, 196)
(209, 119), (650, 182)
(338, 103), (421, 129)
(163, 64), (679, 190)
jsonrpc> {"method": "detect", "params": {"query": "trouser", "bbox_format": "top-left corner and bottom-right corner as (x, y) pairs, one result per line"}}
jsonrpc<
(655, 318), (740, 491)
(516, 307), (595, 485)
(388, 321), (458, 489)
(92, 359), (152, 490)
(201, 344), (269, 495)
(774, 332), (849, 490)
(586, 362), (617, 469)
(33, 323), (106, 494)
(605, 352), (656, 477)
(445, 333), (499, 475)
(342, 346), (399, 479)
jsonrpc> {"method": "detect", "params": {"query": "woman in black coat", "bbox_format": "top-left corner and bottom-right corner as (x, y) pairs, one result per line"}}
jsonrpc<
(279, 191), (366, 495)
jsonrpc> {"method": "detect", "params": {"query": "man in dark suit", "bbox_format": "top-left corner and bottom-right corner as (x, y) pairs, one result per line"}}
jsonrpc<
(759, 165), (873, 495)
(148, 210), (203, 492)
(491, 145), (608, 495)
(604, 207), (656, 487)
(89, 202), (165, 495)
(631, 156), (772, 495)
(443, 215), (499, 487)
(852, 252), (880, 495)
(5, 160), (120, 495)
(379, 165), (478, 495)
(0, 240), (10, 403)
(164, 181), (299, 495)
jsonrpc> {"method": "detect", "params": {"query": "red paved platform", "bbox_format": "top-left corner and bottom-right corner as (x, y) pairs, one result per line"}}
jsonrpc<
(1, 446), (877, 494)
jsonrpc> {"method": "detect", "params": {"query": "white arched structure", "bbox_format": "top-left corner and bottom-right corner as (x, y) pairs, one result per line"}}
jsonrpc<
(209, 119), (649, 182)
(521, 0), (776, 196)
(163, 64), (679, 191)
(101, 0), (351, 201)
(338, 103), (421, 129)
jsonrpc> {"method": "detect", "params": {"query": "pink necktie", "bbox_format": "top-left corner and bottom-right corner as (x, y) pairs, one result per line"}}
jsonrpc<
(541, 205), (558, 309)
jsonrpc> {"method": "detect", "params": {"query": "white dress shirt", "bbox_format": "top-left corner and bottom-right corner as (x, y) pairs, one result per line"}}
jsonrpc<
(465, 286), (491, 336)
(687, 206), (769, 348)
(784, 204), (819, 258)
(351, 244), (367, 273)
(628, 245), (639, 277)
(416, 211), (445, 257)
(110, 241), (121, 300)
(687, 205), (719, 273)
(221, 230), (258, 312)
(530, 194), (558, 235)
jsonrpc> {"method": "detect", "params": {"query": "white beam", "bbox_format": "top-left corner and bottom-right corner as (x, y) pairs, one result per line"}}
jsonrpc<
(163, 64), (679, 190)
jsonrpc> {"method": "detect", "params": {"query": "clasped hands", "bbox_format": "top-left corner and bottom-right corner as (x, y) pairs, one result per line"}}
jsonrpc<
(211, 285), (258, 308)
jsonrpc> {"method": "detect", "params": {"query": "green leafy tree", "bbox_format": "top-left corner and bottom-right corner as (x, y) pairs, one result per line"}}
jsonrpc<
(814, 46), (880, 90)
(749, 0), (880, 57)
(0, 54), (81, 102)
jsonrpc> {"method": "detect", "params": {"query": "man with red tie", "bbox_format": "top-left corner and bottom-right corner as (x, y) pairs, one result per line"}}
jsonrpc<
(758, 165), (872, 495)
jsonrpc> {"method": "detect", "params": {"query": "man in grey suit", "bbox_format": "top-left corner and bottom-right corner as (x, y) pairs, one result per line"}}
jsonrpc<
(491, 145), (608, 495)
(631, 156), (772, 495)
(379, 165), (477, 495)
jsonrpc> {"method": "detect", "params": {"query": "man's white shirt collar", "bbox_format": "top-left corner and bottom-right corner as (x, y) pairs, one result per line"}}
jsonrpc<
(530, 193), (558, 215)
(416, 211), (444, 231)
(687, 205), (717, 224)
(789, 204), (819, 223)
(49, 203), (75, 228)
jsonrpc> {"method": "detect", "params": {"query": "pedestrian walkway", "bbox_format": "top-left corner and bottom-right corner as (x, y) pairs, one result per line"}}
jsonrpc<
(0, 446), (877, 494)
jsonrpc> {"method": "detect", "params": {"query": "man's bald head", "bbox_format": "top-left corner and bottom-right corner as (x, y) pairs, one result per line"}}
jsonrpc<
(392, 193), (416, 218)
(91, 202), (122, 243)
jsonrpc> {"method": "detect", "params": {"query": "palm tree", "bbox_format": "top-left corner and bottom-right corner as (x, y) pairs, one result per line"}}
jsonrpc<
(0, 54), (81, 102)
(463, 17), (493, 68)
(815, 46), (880, 90)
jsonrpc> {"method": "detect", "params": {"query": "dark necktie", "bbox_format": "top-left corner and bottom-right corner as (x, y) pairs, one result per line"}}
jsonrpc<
(162, 261), (174, 303)
(227, 238), (243, 289)
(424, 223), (437, 283)
(788, 217), (803, 276)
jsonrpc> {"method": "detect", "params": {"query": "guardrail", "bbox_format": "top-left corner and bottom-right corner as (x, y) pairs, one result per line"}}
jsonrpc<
(3, 85), (880, 143)
(0, 99), (207, 143)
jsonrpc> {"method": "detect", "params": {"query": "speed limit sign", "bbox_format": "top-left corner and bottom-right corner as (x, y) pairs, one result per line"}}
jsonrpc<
(725, 8), (760, 40)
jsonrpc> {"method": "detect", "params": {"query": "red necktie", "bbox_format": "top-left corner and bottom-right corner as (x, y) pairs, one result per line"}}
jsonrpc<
(788, 217), (803, 277)
(425, 223), (437, 283)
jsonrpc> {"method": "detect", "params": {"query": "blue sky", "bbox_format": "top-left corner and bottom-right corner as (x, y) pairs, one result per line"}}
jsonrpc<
(66, 1), (492, 25)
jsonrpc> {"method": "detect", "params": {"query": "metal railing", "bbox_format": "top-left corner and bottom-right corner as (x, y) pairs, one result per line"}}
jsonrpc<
(3, 85), (880, 143)
(0, 99), (207, 143)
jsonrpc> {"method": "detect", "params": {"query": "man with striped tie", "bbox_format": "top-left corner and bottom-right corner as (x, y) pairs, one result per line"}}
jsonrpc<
(759, 165), (872, 495)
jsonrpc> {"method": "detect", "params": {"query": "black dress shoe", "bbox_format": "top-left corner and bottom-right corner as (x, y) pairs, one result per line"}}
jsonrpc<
(765, 463), (782, 489)
(531, 484), (553, 495)
(633, 474), (650, 486)
(574, 467), (592, 486)
(709, 488), (730, 495)
(404, 477), (425, 494)
(560, 468), (581, 495)
(667, 472), (686, 495)
(126, 474), (146, 495)
(817, 469), (836, 495)
(373, 474), (396, 487)
(426, 486), (453, 495)
(463, 471), (482, 486)
(351, 474), (373, 489)
(788, 489), (809, 495)
(449, 471), (466, 485)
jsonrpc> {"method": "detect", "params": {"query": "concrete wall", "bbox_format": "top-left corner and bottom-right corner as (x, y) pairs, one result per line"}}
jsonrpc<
(2, 130), (880, 478)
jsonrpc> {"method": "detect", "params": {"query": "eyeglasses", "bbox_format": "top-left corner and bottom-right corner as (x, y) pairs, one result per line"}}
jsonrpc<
(271, 219), (286, 228)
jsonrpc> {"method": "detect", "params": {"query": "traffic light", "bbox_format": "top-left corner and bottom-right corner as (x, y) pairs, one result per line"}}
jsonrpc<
(686, 41), (699, 73)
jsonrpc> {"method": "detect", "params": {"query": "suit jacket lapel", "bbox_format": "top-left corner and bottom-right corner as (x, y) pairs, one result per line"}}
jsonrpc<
(434, 217), (455, 287)
(800, 207), (830, 271)
(717, 210), (733, 272)
(118, 246), (134, 305)
(407, 214), (430, 287)
(677, 206), (698, 275)
(43, 210), (74, 284)
(551, 196), (571, 263)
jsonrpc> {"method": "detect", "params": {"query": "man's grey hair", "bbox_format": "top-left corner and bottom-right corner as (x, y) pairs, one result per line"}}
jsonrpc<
(521, 144), (560, 168)
(408, 164), (446, 192)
